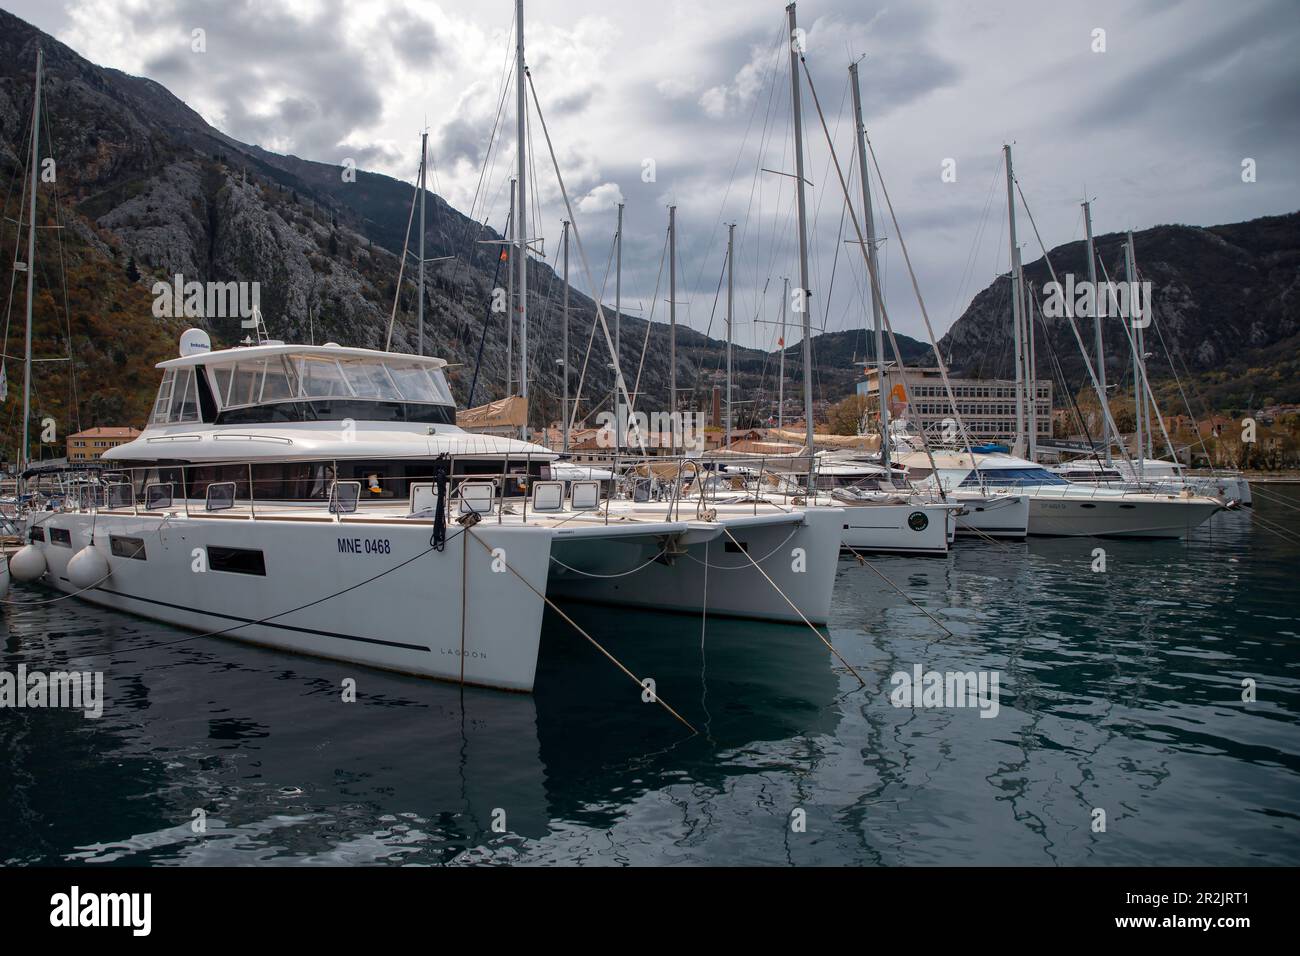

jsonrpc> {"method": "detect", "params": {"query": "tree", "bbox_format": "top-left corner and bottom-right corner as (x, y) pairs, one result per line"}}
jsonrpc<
(826, 394), (869, 436)
(125, 257), (140, 282)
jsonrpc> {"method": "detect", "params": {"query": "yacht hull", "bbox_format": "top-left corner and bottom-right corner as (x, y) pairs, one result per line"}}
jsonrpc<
(1026, 495), (1222, 538)
(547, 507), (844, 624)
(25, 511), (554, 691)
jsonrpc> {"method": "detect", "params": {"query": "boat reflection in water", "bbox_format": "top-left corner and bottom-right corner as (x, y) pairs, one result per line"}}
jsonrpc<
(0, 585), (843, 865)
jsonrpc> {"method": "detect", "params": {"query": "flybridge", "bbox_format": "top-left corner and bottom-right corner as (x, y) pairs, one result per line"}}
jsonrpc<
(146, 335), (458, 428)
(157, 341), (450, 371)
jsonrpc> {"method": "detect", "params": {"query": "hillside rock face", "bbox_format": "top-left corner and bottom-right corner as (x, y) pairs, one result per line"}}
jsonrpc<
(938, 212), (1300, 408)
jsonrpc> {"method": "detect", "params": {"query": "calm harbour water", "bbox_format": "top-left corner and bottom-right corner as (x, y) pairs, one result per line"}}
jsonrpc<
(2, 488), (1298, 866)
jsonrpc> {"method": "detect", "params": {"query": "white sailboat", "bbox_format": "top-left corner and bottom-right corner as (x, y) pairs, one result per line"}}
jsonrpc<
(827, 441), (1029, 541)
(807, 59), (1029, 544)
(1049, 215), (1251, 507)
(960, 147), (1226, 539)
(669, 9), (955, 558)
(892, 447), (1221, 538)
(1052, 456), (1251, 507)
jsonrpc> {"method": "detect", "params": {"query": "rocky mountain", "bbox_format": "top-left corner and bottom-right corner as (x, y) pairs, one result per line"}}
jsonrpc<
(939, 211), (1300, 413)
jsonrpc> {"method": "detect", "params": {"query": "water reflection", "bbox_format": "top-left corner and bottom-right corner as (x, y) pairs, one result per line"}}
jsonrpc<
(1, 495), (1297, 865)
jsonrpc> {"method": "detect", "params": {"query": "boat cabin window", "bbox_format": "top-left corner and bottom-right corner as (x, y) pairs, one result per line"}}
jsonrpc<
(207, 546), (266, 576)
(150, 368), (201, 425)
(197, 352), (456, 425)
(1059, 468), (1122, 481)
(114, 457), (552, 506)
(205, 354), (455, 411)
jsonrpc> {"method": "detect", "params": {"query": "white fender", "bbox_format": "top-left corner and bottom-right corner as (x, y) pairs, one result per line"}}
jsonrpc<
(8, 544), (47, 583)
(67, 544), (111, 589)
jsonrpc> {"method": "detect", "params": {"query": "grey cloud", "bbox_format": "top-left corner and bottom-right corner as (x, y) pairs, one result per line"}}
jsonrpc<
(116, 0), (390, 161)
(388, 6), (441, 70)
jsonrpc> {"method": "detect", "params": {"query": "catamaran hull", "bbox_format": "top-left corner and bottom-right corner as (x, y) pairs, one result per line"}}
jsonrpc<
(1027, 496), (1222, 538)
(547, 507), (844, 624)
(838, 502), (951, 555)
(953, 493), (1030, 540)
(24, 512), (554, 691)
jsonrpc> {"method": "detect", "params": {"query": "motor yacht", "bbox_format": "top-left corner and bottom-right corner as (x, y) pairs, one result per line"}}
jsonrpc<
(1052, 457), (1251, 507)
(893, 450), (1224, 538)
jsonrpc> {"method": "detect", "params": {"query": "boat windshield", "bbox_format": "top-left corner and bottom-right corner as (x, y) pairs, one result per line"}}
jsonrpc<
(206, 354), (455, 410)
(959, 467), (1068, 487)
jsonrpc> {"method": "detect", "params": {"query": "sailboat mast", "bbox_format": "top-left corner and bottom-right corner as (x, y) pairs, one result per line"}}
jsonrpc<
(506, 177), (515, 395)
(22, 48), (42, 475)
(726, 222), (734, 449)
(669, 205), (676, 425)
(1026, 279), (1038, 460)
(615, 201), (623, 452)
(561, 219), (570, 452)
(1125, 231), (1146, 473)
(1003, 144), (1028, 456)
(1082, 200), (1109, 463)
(417, 131), (427, 356)
(515, 0), (528, 438)
(849, 61), (889, 474)
(778, 276), (787, 431)
(786, 2), (815, 467)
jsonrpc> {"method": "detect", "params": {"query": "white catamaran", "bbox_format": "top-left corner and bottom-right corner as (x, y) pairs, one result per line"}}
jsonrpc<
(8, 334), (845, 691)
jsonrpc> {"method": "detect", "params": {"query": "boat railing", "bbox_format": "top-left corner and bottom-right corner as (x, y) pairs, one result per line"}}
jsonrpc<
(42, 453), (1219, 530)
(47, 451), (827, 527)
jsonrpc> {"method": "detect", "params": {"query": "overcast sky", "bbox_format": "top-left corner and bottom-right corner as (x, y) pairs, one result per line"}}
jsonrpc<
(6, 0), (1298, 355)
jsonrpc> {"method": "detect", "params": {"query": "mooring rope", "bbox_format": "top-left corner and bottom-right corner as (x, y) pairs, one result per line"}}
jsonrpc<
(465, 527), (698, 734)
(842, 542), (955, 638)
(953, 513), (1012, 552)
(680, 523), (801, 570)
(1250, 485), (1300, 514)
(548, 544), (672, 578)
(718, 525), (866, 687)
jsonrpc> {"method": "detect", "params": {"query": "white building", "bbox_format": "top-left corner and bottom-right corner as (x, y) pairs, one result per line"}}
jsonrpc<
(857, 366), (1051, 443)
